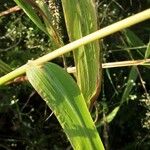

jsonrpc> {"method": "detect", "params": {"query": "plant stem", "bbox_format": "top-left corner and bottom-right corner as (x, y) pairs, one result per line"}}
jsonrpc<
(0, 9), (150, 85)
(102, 59), (150, 68)
(0, 6), (21, 17)
(67, 59), (150, 73)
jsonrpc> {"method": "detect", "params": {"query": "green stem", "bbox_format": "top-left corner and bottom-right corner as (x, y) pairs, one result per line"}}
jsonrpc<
(0, 9), (150, 85)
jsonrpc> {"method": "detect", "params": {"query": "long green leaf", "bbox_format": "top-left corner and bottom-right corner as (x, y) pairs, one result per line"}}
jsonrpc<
(26, 62), (104, 150)
(61, 0), (101, 107)
(14, 0), (63, 48)
(14, 0), (47, 34)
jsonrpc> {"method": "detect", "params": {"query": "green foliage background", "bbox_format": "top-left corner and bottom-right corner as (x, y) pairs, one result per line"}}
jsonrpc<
(0, 0), (150, 149)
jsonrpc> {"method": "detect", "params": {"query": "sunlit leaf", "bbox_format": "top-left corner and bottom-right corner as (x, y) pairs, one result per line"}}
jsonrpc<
(26, 62), (104, 150)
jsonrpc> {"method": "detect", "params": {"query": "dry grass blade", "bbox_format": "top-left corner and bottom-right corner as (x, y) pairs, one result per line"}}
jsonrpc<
(61, 0), (101, 107)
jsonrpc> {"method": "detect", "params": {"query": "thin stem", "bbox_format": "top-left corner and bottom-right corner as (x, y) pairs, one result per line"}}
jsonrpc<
(0, 6), (21, 17)
(3, 58), (150, 84)
(67, 59), (150, 73)
(0, 9), (150, 85)
(102, 59), (150, 68)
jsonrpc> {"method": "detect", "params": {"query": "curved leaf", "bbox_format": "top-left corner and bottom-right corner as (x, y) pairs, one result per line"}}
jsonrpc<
(26, 62), (104, 150)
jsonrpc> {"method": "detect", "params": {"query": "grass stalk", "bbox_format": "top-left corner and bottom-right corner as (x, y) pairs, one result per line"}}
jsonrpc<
(102, 59), (150, 68)
(67, 58), (150, 73)
(0, 6), (21, 17)
(3, 58), (150, 84)
(0, 9), (150, 85)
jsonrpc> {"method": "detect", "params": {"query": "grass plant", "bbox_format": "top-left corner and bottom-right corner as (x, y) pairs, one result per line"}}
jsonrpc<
(0, 0), (150, 149)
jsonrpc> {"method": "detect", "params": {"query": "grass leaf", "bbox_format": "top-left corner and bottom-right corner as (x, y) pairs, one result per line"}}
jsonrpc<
(105, 30), (145, 124)
(34, 0), (63, 47)
(121, 67), (138, 103)
(61, 0), (101, 107)
(0, 59), (12, 75)
(14, 0), (48, 35)
(26, 62), (104, 150)
(14, 0), (63, 48)
(121, 29), (145, 104)
(123, 29), (145, 57)
(98, 106), (120, 126)
(145, 42), (150, 59)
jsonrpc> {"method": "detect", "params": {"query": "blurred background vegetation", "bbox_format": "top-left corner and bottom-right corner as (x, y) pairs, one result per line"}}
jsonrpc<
(0, 0), (150, 149)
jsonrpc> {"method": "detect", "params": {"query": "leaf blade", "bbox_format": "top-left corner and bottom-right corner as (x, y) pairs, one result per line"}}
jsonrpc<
(145, 42), (150, 59)
(61, 0), (101, 106)
(14, 0), (63, 48)
(26, 62), (104, 150)
(14, 0), (48, 34)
